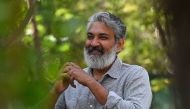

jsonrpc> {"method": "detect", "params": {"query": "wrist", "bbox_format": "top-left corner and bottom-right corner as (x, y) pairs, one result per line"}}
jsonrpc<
(52, 80), (67, 95)
(85, 77), (97, 87)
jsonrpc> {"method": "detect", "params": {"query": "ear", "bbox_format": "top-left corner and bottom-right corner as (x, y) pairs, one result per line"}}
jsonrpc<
(116, 38), (125, 53)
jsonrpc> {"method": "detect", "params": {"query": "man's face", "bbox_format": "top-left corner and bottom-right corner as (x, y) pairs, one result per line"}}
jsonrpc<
(84, 21), (117, 69)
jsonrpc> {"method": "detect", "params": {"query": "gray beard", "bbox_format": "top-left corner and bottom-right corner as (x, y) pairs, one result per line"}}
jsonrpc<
(84, 46), (117, 69)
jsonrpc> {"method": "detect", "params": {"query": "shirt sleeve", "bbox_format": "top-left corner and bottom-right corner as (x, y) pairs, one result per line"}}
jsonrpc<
(54, 92), (66, 109)
(104, 67), (152, 109)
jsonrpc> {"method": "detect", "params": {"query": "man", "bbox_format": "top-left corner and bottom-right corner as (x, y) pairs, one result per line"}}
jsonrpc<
(54, 12), (152, 109)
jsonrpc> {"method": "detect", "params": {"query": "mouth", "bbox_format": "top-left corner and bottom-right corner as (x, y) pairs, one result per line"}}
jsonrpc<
(86, 46), (104, 55)
(89, 50), (103, 55)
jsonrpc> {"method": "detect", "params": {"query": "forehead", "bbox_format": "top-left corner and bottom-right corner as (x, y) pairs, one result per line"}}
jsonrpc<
(88, 22), (114, 35)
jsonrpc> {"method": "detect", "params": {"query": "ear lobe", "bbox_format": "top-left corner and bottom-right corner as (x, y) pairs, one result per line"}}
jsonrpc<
(116, 38), (125, 53)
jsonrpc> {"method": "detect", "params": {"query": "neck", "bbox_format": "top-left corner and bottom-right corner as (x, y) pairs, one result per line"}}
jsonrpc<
(92, 57), (116, 80)
(93, 64), (111, 74)
(92, 65), (111, 81)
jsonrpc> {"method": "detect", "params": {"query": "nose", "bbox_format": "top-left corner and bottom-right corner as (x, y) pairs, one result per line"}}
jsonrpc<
(90, 38), (100, 46)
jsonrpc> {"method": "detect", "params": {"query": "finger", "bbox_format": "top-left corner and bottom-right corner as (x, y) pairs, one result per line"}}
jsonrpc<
(64, 62), (80, 69)
(69, 62), (80, 69)
(63, 66), (73, 73)
(63, 67), (69, 73)
(59, 63), (71, 74)
(67, 69), (75, 77)
(60, 73), (70, 78)
(57, 73), (68, 80)
(61, 73), (71, 84)
(64, 62), (73, 67)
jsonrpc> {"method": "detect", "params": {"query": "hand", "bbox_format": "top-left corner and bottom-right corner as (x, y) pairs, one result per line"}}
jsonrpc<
(53, 66), (71, 94)
(53, 79), (69, 94)
(64, 62), (93, 87)
(64, 62), (108, 105)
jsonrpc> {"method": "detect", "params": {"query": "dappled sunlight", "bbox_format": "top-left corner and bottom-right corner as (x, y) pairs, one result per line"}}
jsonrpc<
(0, 0), (176, 109)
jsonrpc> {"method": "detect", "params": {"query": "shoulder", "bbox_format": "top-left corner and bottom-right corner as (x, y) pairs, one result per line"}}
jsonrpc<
(122, 63), (147, 73)
(121, 63), (149, 81)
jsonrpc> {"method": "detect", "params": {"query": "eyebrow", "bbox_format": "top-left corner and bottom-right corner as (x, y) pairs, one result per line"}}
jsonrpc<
(99, 33), (109, 36)
(87, 32), (93, 35)
(87, 32), (109, 36)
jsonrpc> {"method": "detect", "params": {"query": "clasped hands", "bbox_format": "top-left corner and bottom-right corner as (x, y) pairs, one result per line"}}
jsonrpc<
(55, 62), (93, 94)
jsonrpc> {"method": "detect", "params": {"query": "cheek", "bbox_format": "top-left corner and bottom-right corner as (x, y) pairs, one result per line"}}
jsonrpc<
(84, 41), (90, 48)
(103, 42), (115, 52)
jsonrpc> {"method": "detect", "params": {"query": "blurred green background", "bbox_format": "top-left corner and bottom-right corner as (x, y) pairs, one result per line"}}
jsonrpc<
(0, 0), (175, 109)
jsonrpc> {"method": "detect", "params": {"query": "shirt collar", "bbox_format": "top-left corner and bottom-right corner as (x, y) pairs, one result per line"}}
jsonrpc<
(105, 56), (122, 79)
(86, 56), (122, 79)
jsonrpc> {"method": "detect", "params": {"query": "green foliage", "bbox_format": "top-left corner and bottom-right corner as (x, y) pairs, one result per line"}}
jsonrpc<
(0, 0), (172, 109)
(0, 0), (27, 37)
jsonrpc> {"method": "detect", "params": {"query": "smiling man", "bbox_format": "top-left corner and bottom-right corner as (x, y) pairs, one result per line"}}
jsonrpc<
(54, 12), (152, 109)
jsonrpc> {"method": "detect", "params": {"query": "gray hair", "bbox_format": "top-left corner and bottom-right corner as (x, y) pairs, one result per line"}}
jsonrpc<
(87, 12), (126, 41)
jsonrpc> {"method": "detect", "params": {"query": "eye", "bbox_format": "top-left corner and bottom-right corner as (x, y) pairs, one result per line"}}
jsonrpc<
(87, 33), (94, 40)
(99, 34), (109, 40)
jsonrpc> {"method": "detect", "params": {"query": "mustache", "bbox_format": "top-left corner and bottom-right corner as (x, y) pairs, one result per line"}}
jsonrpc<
(86, 46), (104, 54)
